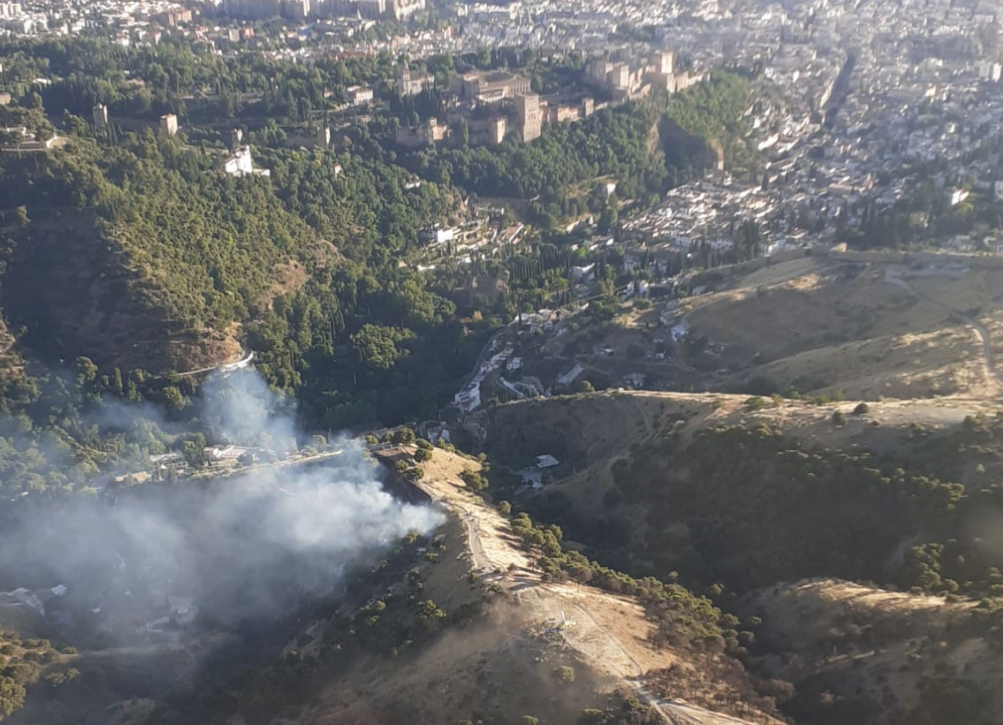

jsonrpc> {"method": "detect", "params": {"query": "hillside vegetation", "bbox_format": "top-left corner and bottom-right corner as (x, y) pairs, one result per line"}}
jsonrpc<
(0, 137), (325, 371)
(0, 40), (759, 506)
(118, 449), (777, 725)
(482, 392), (1003, 597)
(476, 391), (1003, 725)
(742, 579), (1001, 725)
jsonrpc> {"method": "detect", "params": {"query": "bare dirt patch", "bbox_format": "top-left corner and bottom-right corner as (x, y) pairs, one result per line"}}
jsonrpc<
(409, 448), (775, 725)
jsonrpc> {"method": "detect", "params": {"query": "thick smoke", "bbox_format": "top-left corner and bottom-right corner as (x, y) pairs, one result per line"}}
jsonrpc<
(0, 370), (443, 631)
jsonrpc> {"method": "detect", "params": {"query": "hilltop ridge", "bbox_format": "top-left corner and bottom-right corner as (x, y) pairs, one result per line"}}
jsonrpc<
(470, 389), (1003, 725)
(263, 447), (781, 725)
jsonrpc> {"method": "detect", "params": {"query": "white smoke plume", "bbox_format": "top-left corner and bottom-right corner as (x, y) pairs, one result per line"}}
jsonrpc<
(0, 370), (443, 627)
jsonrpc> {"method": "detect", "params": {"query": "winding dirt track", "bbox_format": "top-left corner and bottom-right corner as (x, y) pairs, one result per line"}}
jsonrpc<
(412, 448), (764, 725)
(884, 268), (1003, 393)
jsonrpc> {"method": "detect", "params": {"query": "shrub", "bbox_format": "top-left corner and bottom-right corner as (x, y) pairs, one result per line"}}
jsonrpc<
(553, 665), (576, 683)
(460, 469), (488, 492)
(391, 427), (416, 445)
(0, 676), (25, 718)
(832, 410), (847, 427)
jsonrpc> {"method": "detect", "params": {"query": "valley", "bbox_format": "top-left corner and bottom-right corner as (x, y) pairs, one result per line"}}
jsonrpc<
(0, 12), (1002, 725)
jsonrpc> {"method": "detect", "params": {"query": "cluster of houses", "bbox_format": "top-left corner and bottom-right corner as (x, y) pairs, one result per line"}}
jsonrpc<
(453, 338), (515, 413)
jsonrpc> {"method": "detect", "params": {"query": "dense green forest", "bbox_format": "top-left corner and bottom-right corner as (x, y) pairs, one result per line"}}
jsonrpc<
(0, 132), (484, 496)
(0, 36), (399, 121)
(523, 415), (1003, 602)
(411, 102), (667, 220)
(0, 34), (756, 501)
(662, 70), (757, 182)
(0, 136), (325, 331)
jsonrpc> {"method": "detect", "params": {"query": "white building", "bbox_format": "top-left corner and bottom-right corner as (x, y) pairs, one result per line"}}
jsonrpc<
(419, 225), (455, 245)
(454, 386), (481, 413)
(92, 103), (108, 128)
(159, 113), (178, 137)
(979, 61), (1002, 82)
(555, 362), (583, 387)
(223, 146), (270, 177)
(347, 86), (374, 105)
(536, 454), (559, 468)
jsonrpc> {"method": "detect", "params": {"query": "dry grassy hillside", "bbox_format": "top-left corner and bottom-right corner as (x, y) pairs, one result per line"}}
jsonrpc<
(743, 579), (1003, 725)
(682, 257), (1003, 401)
(472, 391), (725, 472)
(476, 390), (996, 523)
(285, 448), (780, 725)
(464, 252), (1003, 725)
(477, 391), (1003, 725)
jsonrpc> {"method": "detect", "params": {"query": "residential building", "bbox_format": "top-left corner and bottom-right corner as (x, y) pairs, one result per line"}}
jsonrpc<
(555, 361), (583, 388)
(390, 0), (424, 19)
(159, 113), (178, 137)
(222, 0), (282, 19)
(419, 224), (456, 244)
(92, 103), (108, 128)
(157, 8), (193, 25)
(283, 0), (309, 19)
(979, 61), (1002, 82)
(346, 85), (374, 105)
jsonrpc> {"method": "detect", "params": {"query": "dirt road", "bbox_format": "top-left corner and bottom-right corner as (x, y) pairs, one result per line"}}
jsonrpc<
(885, 267), (1003, 392)
(414, 448), (763, 725)
(454, 501), (490, 571)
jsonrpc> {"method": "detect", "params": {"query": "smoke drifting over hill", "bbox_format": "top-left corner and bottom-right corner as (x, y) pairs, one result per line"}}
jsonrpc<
(0, 371), (443, 627)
